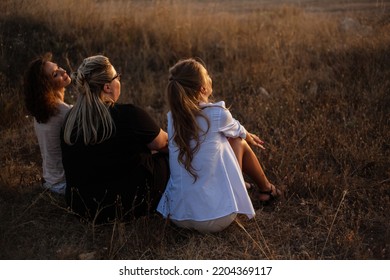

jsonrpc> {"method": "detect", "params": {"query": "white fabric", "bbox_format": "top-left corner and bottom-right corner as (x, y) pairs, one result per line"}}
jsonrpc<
(171, 213), (237, 233)
(157, 101), (255, 221)
(34, 101), (71, 188)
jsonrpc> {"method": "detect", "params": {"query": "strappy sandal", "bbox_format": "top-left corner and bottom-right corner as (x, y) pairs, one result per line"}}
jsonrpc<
(249, 183), (284, 204)
(258, 184), (283, 202)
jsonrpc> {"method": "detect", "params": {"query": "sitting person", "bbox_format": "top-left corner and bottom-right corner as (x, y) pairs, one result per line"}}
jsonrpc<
(157, 58), (282, 233)
(23, 53), (72, 194)
(61, 55), (169, 223)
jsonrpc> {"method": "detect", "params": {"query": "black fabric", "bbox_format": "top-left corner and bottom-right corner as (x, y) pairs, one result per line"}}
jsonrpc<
(61, 104), (169, 223)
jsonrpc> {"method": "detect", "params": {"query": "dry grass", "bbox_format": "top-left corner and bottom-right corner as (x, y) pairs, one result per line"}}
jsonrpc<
(0, 0), (389, 260)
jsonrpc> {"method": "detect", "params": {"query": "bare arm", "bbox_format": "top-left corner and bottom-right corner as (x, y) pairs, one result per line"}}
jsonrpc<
(147, 129), (168, 153)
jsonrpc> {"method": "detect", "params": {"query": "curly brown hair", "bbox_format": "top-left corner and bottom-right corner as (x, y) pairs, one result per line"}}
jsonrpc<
(23, 53), (60, 123)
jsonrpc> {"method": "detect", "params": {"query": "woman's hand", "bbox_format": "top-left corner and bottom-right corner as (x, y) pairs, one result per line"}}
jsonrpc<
(246, 132), (265, 150)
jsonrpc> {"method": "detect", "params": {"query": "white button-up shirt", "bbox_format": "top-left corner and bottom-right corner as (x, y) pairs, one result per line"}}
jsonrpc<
(157, 101), (255, 221)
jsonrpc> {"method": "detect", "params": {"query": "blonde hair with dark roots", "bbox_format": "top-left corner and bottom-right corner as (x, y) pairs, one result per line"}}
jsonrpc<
(167, 58), (210, 181)
(63, 55), (116, 145)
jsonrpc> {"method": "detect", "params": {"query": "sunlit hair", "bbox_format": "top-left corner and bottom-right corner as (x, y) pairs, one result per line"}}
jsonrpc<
(23, 53), (62, 123)
(63, 55), (115, 145)
(167, 58), (210, 181)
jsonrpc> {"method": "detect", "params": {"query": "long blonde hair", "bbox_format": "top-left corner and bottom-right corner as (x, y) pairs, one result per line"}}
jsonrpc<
(63, 55), (115, 145)
(167, 58), (210, 180)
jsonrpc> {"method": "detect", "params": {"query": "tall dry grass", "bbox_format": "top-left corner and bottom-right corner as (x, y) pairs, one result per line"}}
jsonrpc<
(0, 0), (389, 259)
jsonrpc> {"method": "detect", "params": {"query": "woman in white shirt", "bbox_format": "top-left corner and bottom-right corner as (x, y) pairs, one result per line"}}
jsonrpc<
(157, 58), (283, 233)
(23, 53), (72, 194)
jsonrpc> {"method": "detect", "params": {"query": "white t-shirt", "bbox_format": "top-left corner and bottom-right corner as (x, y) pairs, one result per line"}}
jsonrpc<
(34, 101), (71, 185)
(157, 101), (255, 221)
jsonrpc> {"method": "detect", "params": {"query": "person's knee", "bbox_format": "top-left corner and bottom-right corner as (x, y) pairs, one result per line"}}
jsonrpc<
(228, 137), (245, 150)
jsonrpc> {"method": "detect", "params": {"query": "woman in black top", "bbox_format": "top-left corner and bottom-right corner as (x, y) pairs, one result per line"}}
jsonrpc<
(61, 55), (169, 223)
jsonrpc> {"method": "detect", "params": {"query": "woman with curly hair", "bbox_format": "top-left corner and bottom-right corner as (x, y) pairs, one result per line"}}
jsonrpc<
(23, 53), (72, 194)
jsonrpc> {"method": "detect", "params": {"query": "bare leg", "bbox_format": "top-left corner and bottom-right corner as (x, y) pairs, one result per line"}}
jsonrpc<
(228, 138), (280, 200)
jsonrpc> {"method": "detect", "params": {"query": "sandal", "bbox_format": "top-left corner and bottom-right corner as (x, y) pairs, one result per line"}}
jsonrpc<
(252, 183), (284, 203)
(257, 184), (283, 202)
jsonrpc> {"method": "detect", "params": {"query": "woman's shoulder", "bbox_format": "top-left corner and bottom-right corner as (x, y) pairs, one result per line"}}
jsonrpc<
(113, 103), (137, 110)
(112, 103), (155, 120)
(56, 101), (72, 118)
(58, 101), (72, 110)
(112, 103), (142, 114)
(200, 100), (226, 110)
(213, 100), (226, 108)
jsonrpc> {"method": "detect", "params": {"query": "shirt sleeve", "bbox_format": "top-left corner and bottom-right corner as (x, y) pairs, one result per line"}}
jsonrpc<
(218, 106), (247, 139)
(119, 104), (161, 144)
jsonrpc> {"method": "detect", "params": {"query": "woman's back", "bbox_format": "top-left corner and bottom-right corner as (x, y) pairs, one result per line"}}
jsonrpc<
(62, 104), (168, 221)
(158, 101), (255, 221)
(23, 53), (72, 194)
(35, 101), (71, 187)
(158, 57), (281, 233)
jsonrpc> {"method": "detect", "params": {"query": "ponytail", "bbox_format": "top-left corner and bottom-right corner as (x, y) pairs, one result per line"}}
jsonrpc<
(167, 59), (210, 181)
(63, 55), (115, 145)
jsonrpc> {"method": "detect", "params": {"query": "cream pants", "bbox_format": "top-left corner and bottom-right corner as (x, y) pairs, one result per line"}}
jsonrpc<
(171, 213), (237, 233)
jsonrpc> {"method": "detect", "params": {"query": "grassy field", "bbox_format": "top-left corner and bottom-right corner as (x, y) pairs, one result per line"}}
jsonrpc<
(0, 0), (389, 259)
